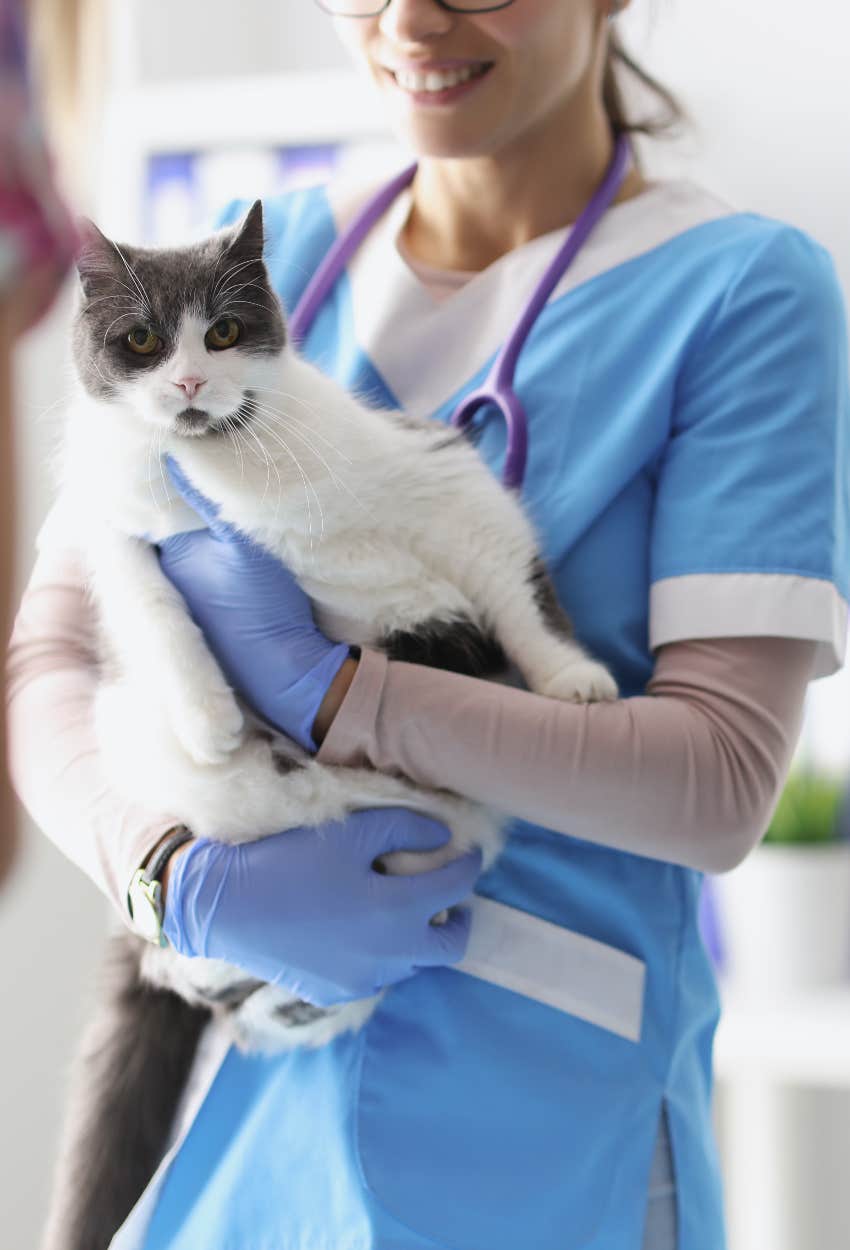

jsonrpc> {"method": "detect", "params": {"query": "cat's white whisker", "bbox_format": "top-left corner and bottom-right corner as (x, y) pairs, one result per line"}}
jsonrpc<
(155, 429), (172, 506)
(225, 411), (265, 495)
(242, 408), (319, 506)
(84, 293), (145, 316)
(217, 278), (268, 298)
(220, 415), (247, 484)
(248, 401), (349, 492)
(248, 384), (364, 434)
(90, 357), (113, 393)
(234, 417), (284, 518)
(109, 241), (154, 322)
(245, 415), (322, 547)
(219, 298), (278, 317)
(33, 389), (79, 423)
(246, 391), (354, 462)
(247, 403), (371, 522)
(84, 272), (146, 310)
(102, 312), (134, 351)
(211, 255), (260, 300)
(243, 402), (335, 489)
(146, 432), (162, 512)
(214, 279), (272, 309)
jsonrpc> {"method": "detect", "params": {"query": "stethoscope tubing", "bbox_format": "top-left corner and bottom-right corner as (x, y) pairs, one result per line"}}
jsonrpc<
(289, 132), (633, 491)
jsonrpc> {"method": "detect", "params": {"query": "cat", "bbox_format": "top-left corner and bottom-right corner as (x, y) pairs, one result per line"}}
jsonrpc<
(41, 199), (617, 1249)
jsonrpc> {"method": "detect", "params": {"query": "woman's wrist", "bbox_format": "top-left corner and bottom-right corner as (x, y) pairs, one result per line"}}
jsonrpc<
(311, 655), (360, 746)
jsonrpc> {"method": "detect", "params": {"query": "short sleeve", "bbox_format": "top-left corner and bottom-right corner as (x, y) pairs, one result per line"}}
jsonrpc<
(649, 224), (850, 678)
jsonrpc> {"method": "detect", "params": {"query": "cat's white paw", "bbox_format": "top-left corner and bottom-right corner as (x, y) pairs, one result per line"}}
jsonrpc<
(536, 659), (618, 704)
(169, 684), (245, 765)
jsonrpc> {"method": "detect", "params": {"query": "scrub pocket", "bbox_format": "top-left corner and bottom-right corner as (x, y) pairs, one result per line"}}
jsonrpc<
(355, 897), (653, 1250)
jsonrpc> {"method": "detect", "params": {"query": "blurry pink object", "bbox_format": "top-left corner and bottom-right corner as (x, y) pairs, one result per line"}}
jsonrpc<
(0, 0), (80, 325)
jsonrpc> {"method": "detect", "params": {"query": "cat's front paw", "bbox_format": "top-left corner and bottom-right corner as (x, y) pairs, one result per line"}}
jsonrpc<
(536, 659), (618, 704)
(169, 684), (245, 765)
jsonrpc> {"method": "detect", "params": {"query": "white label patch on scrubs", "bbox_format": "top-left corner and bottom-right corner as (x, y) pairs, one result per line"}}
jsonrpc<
(457, 895), (646, 1042)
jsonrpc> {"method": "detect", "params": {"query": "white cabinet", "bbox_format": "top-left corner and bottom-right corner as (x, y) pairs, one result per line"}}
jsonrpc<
(715, 987), (850, 1250)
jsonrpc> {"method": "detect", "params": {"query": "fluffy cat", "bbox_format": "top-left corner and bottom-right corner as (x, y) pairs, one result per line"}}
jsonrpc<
(42, 200), (616, 1249)
(66, 197), (616, 1049)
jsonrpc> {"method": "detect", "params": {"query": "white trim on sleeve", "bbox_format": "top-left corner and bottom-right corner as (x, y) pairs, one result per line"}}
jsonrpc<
(649, 572), (848, 679)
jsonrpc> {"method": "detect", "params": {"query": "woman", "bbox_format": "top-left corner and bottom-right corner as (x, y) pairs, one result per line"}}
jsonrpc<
(1, 0), (78, 885)
(7, 1), (849, 1247)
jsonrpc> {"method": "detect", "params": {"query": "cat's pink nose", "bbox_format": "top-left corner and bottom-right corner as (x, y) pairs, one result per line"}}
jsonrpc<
(173, 377), (206, 400)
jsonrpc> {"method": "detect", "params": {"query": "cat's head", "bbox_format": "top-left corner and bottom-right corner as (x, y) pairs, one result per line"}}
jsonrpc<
(72, 201), (285, 438)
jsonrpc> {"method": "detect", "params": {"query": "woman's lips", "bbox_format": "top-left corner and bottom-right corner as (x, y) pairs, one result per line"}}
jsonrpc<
(383, 61), (493, 106)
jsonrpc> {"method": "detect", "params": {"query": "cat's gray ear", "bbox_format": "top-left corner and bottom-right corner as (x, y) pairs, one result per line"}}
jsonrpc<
(223, 200), (265, 262)
(75, 218), (126, 299)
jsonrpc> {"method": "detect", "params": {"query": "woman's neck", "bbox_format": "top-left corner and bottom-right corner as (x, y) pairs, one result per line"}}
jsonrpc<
(400, 102), (647, 274)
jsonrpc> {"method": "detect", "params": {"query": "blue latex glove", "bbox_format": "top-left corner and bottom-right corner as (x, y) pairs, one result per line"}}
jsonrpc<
(156, 454), (350, 752)
(163, 809), (482, 1005)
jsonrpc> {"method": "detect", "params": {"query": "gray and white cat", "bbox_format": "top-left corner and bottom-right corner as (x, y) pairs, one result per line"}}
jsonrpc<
(66, 198), (616, 1049)
(43, 200), (616, 1249)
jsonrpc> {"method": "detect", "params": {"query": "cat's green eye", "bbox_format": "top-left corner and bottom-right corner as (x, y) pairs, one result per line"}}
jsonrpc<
(127, 327), (162, 356)
(206, 318), (241, 350)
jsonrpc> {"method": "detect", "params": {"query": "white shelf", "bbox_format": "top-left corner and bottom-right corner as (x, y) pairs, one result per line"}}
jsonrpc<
(110, 70), (388, 152)
(714, 983), (850, 1086)
(95, 67), (402, 242)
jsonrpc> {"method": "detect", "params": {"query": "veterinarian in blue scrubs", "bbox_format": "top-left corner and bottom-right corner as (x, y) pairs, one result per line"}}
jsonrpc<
(112, 2), (850, 1248)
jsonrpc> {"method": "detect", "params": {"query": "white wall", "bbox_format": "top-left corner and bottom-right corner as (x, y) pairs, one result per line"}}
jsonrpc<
(3, 2), (850, 1248)
(137, 0), (349, 80)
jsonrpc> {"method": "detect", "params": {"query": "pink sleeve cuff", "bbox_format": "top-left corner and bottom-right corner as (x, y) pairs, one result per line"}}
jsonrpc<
(315, 647), (389, 769)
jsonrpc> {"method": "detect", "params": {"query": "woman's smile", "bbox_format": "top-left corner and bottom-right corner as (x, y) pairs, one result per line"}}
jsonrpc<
(382, 58), (494, 106)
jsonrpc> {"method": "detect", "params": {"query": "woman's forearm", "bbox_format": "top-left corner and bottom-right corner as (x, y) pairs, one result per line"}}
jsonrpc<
(316, 636), (816, 874)
(5, 540), (182, 916)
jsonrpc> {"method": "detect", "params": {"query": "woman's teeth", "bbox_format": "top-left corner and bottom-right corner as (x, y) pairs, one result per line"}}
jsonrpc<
(393, 65), (487, 93)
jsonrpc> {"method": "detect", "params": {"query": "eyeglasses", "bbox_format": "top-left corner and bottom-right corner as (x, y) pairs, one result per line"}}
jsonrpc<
(314, 0), (517, 16)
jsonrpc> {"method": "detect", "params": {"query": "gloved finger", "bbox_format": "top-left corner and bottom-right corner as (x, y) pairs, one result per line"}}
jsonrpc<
(390, 848), (483, 913)
(164, 454), (240, 539)
(154, 528), (208, 564)
(359, 808), (454, 860)
(415, 904), (473, 967)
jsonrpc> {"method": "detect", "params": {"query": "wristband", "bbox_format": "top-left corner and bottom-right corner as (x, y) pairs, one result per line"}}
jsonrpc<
(127, 825), (194, 946)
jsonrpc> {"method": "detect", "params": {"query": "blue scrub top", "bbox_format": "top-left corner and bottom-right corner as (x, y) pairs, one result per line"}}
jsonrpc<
(136, 173), (850, 1250)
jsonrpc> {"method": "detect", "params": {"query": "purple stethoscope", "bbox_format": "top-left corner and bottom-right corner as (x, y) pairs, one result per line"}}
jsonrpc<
(289, 131), (632, 491)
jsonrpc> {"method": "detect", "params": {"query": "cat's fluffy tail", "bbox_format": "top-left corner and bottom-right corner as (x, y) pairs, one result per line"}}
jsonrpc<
(40, 934), (210, 1250)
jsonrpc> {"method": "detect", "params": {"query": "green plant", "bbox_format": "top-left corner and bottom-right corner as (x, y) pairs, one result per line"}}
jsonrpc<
(764, 769), (844, 845)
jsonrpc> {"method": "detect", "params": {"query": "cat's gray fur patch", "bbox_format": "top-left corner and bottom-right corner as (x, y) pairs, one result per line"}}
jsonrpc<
(528, 556), (575, 640)
(72, 201), (285, 400)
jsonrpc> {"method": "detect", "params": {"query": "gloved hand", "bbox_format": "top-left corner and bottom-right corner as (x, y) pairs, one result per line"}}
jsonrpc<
(156, 454), (350, 752)
(162, 808), (482, 1005)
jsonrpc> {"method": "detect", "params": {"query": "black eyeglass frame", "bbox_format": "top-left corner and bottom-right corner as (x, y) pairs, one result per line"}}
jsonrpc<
(314, 0), (517, 17)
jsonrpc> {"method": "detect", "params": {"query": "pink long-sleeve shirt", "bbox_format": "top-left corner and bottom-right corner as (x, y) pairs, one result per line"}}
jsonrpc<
(6, 533), (815, 924)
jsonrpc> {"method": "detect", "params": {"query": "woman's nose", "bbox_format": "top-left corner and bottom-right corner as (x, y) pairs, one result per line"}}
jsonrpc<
(378, 0), (455, 43)
(172, 377), (206, 400)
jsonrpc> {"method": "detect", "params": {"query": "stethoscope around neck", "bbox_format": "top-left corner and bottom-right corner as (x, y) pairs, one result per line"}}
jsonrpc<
(289, 131), (633, 492)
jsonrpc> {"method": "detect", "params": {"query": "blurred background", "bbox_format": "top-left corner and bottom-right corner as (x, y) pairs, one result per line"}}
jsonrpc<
(3, 1), (850, 1247)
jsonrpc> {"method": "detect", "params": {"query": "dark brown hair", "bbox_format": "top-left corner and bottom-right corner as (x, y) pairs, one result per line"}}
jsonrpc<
(604, 26), (690, 139)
